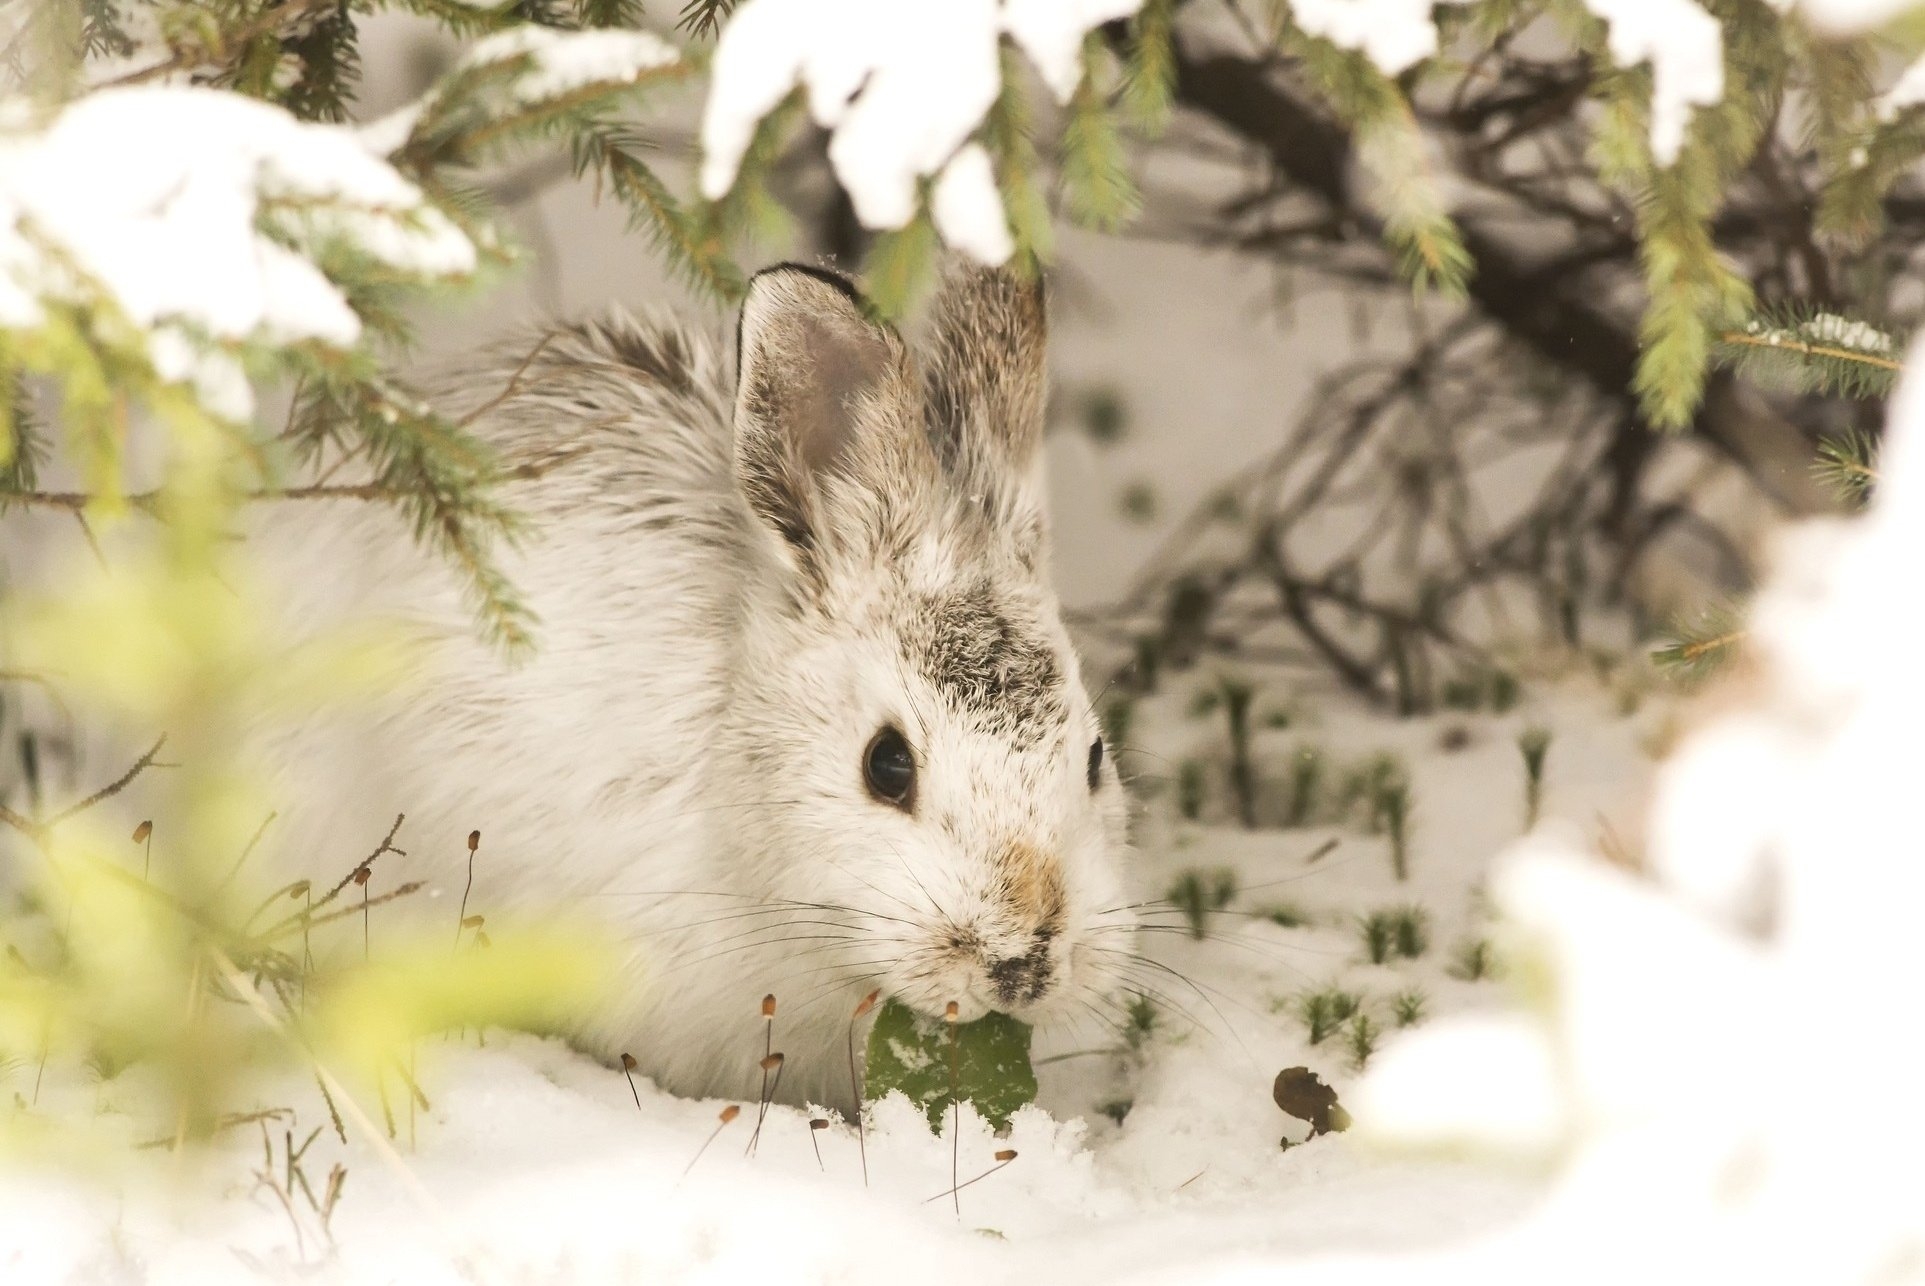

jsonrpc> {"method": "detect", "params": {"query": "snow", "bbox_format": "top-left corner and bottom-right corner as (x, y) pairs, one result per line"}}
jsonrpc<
(1201, 333), (1925, 1284)
(0, 670), (1664, 1281)
(1744, 312), (1895, 354)
(700, 0), (1725, 258)
(0, 87), (473, 421)
(931, 143), (1016, 265)
(1879, 52), (1925, 121)
(1579, 0), (1725, 166)
(1288, 0), (1459, 77)
(1002, 0), (1147, 100)
(698, 0), (1139, 253)
(459, 27), (681, 105)
(15, 328), (1925, 1278)
(353, 28), (682, 161)
(1796, 0), (1925, 31)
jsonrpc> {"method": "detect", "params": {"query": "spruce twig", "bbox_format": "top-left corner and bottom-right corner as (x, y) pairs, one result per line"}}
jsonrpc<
(1652, 603), (1746, 682)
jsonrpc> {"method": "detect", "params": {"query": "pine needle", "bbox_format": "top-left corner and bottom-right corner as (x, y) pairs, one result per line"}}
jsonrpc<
(1813, 427), (1880, 504)
(1062, 33), (1141, 233)
(1651, 602), (1747, 682)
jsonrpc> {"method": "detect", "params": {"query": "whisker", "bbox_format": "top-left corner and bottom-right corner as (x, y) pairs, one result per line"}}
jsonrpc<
(1094, 841), (1344, 916)
(1089, 950), (1261, 1063)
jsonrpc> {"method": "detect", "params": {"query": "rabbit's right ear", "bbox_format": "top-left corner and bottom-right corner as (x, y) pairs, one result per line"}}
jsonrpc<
(732, 265), (919, 573)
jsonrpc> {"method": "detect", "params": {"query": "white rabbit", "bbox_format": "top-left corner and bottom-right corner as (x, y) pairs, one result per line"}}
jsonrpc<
(252, 263), (1135, 1110)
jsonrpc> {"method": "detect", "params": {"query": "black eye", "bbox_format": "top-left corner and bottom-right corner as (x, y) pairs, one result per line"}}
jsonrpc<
(1087, 737), (1104, 792)
(864, 727), (917, 810)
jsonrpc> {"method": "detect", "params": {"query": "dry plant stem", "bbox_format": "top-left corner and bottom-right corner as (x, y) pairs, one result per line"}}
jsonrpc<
(848, 988), (879, 1187)
(217, 810), (279, 893)
(946, 999), (961, 1219)
(315, 1071), (346, 1145)
(207, 952), (483, 1280)
(454, 334), (560, 429)
(377, 1071), (396, 1139)
(681, 1105), (741, 1183)
(255, 1121), (308, 1262)
(923, 1150), (1018, 1205)
(748, 994), (775, 1157)
(456, 830), (480, 953)
(312, 813), (405, 914)
(747, 1052), (783, 1157)
(301, 887), (314, 1012)
(0, 735), (170, 845)
(809, 1118), (827, 1170)
(30, 1011), (49, 1105)
(297, 882), (423, 933)
(620, 1053), (642, 1110)
(169, 951), (208, 1152)
(47, 735), (169, 830)
(4, 456), (581, 515)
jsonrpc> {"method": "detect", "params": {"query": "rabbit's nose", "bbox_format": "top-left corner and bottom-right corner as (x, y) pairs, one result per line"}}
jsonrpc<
(986, 932), (1054, 1007)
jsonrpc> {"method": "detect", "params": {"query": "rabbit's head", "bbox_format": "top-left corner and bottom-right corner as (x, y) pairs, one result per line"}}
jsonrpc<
(723, 263), (1132, 1025)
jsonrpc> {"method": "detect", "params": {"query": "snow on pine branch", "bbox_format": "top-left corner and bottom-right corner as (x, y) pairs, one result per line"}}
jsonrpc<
(1287, 0), (1462, 77)
(1581, 0), (1723, 165)
(698, 0), (1730, 274)
(1745, 311), (1895, 356)
(1288, 0), (1723, 166)
(456, 26), (680, 105)
(698, 0), (1140, 264)
(0, 87), (473, 421)
(1716, 308), (1903, 400)
(358, 27), (684, 161)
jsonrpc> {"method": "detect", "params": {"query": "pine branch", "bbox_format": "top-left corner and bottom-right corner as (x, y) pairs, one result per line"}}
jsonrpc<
(1122, 0), (1176, 135)
(1651, 602), (1746, 682)
(1278, 22), (1469, 297)
(1813, 427), (1879, 504)
(985, 44), (1053, 269)
(863, 211), (939, 319)
(1579, 3), (1783, 430)
(0, 375), (44, 498)
(1062, 33), (1141, 233)
(271, 0), (361, 123)
(703, 88), (800, 248)
(677, 0), (738, 40)
(384, 0), (535, 39)
(287, 377), (538, 655)
(576, 0), (644, 27)
(1714, 307), (1903, 400)
(570, 126), (745, 300)
(79, 0), (135, 59)
(99, 0), (342, 89)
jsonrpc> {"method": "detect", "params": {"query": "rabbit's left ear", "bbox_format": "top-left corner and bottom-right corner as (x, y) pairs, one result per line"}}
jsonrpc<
(923, 264), (1050, 564)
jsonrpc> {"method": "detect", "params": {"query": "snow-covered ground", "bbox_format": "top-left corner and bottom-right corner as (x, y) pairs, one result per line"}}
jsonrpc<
(0, 665), (1671, 1283)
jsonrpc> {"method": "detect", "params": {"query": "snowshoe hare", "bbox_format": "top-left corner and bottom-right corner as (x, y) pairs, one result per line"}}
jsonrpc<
(258, 263), (1134, 1109)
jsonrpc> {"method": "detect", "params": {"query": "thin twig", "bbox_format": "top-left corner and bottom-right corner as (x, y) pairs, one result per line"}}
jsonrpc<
(1716, 329), (1903, 371)
(45, 735), (169, 829)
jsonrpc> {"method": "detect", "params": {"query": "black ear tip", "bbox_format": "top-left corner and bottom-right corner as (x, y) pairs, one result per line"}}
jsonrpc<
(745, 262), (868, 310)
